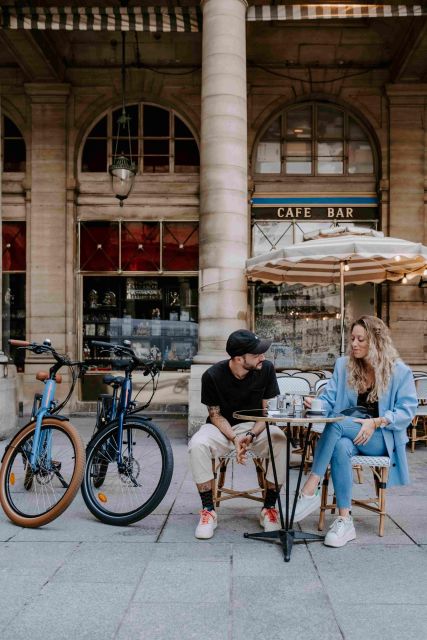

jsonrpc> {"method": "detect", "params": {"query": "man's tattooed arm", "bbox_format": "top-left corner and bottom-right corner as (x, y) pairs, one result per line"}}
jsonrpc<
(208, 406), (236, 442)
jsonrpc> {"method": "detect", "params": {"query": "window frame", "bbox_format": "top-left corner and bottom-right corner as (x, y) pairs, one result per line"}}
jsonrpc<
(255, 102), (376, 178)
(80, 103), (200, 176)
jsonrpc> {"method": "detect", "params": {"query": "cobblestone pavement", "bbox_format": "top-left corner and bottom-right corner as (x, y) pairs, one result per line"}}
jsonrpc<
(0, 416), (426, 640)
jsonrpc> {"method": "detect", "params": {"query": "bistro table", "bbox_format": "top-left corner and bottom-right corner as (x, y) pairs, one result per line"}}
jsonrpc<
(233, 408), (344, 562)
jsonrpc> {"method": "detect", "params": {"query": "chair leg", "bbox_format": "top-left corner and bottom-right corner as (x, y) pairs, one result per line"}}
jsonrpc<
(318, 470), (330, 531)
(378, 466), (389, 537)
(411, 419), (417, 453)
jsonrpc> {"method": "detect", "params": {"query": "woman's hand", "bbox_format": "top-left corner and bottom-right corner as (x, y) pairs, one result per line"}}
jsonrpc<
(303, 396), (313, 409)
(353, 418), (376, 445)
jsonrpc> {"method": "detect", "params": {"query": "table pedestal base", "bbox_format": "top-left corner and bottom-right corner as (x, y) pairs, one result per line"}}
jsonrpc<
(243, 529), (325, 562)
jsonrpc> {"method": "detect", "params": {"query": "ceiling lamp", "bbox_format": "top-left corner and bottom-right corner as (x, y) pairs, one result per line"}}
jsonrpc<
(109, 31), (136, 206)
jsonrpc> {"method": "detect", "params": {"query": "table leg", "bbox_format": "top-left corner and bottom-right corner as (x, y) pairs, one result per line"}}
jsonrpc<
(243, 420), (324, 562)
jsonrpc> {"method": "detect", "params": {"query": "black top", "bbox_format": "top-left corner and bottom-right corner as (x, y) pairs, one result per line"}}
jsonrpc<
(201, 359), (279, 426)
(357, 388), (379, 418)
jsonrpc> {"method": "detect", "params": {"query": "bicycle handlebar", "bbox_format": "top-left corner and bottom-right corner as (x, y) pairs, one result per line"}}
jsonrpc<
(91, 340), (158, 374)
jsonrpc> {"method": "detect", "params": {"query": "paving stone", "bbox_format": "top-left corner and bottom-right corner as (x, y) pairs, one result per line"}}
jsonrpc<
(335, 604), (427, 640)
(133, 558), (230, 603)
(116, 601), (228, 640)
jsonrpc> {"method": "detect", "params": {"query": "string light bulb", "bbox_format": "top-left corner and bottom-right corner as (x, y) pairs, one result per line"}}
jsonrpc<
(402, 274), (408, 284)
(394, 255), (401, 262)
(344, 261), (350, 272)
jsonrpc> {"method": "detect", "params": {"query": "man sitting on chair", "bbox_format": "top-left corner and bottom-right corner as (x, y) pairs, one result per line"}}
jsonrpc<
(188, 329), (286, 539)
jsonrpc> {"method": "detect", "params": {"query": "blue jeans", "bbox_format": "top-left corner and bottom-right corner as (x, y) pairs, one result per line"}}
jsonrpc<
(311, 417), (387, 509)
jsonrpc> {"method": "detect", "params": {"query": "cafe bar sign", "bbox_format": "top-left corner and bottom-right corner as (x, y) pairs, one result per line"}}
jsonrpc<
(251, 194), (378, 221)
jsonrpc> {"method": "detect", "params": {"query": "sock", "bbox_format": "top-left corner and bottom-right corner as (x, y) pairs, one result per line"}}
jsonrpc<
(199, 489), (214, 512)
(263, 487), (279, 510)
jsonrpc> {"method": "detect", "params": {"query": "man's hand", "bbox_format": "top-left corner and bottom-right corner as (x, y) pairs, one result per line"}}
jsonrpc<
(234, 434), (252, 464)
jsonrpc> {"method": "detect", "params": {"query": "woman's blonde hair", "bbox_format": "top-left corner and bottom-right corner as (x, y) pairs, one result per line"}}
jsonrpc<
(346, 315), (399, 401)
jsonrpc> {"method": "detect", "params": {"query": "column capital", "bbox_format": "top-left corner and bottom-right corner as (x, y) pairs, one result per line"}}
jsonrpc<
(386, 83), (427, 104)
(24, 83), (71, 104)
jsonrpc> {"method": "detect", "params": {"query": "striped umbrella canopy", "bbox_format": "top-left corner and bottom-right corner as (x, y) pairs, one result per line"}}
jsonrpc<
(246, 227), (427, 354)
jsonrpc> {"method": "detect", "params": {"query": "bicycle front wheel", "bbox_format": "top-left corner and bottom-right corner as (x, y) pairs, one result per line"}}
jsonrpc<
(81, 418), (173, 526)
(0, 418), (85, 527)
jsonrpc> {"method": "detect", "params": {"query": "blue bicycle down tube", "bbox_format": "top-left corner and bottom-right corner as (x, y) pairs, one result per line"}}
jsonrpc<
(31, 379), (56, 467)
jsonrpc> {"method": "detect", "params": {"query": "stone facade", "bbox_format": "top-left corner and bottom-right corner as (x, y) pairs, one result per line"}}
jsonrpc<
(0, 4), (426, 432)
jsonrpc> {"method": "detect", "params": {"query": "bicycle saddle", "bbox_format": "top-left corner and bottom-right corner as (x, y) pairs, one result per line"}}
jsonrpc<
(103, 374), (124, 388)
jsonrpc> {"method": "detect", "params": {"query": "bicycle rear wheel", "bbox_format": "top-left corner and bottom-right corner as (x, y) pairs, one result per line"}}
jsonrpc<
(81, 418), (173, 526)
(0, 418), (85, 527)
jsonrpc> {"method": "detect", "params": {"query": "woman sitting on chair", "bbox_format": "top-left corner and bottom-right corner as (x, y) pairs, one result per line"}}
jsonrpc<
(293, 315), (417, 547)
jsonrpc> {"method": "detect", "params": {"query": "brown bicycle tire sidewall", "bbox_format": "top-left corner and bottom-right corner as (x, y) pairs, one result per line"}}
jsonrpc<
(0, 418), (85, 528)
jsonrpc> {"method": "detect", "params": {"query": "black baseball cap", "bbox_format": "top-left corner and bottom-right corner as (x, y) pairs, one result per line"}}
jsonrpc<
(226, 329), (272, 358)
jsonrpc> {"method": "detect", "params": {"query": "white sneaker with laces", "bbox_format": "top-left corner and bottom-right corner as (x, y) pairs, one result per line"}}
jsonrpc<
(324, 516), (356, 547)
(292, 488), (321, 523)
(260, 507), (281, 532)
(195, 509), (217, 539)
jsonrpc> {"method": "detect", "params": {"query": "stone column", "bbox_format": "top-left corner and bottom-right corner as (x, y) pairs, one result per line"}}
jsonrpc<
(386, 84), (427, 363)
(189, 0), (249, 433)
(23, 84), (71, 410)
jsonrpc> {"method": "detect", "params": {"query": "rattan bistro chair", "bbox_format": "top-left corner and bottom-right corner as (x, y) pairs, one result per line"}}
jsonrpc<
(409, 376), (427, 452)
(211, 450), (268, 508)
(318, 455), (391, 537)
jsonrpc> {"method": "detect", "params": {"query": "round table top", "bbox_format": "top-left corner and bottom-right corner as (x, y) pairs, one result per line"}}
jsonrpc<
(233, 409), (344, 424)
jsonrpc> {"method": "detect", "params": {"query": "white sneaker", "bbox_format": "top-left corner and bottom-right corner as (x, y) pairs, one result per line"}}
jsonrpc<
(292, 488), (321, 523)
(195, 509), (217, 539)
(324, 516), (356, 548)
(260, 507), (281, 532)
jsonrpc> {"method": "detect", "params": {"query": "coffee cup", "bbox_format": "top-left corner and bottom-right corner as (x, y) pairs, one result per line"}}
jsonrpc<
(310, 398), (323, 412)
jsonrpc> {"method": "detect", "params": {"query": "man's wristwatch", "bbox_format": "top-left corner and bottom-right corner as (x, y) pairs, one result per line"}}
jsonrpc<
(245, 431), (256, 442)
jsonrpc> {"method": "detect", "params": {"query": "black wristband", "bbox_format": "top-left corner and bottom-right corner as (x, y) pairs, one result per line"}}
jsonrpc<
(245, 431), (256, 442)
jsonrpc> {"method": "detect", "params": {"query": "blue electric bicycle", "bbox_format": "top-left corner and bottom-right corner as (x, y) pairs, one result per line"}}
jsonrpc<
(81, 340), (174, 526)
(0, 339), (86, 527)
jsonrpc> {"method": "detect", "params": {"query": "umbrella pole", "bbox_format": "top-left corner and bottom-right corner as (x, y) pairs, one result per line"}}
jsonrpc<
(340, 261), (345, 356)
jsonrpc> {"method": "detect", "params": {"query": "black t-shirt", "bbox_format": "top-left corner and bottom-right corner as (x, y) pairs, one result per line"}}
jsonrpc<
(201, 359), (279, 426)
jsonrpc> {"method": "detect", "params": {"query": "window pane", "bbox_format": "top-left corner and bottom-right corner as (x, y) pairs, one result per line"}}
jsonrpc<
(261, 117), (281, 141)
(287, 107), (311, 138)
(3, 116), (22, 137)
(143, 156), (169, 173)
(144, 105), (170, 136)
(256, 142), (281, 173)
(285, 141), (311, 174)
(144, 140), (169, 155)
(112, 138), (139, 162)
(348, 141), (374, 174)
(112, 105), (138, 137)
(3, 140), (26, 172)
(121, 222), (161, 271)
(317, 142), (343, 174)
(175, 140), (200, 172)
(174, 116), (193, 138)
(80, 222), (119, 271)
(252, 222), (294, 256)
(82, 139), (107, 172)
(2, 222), (26, 271)
(348, 117), (367, 140)
(2, 273), (26, 371)
(317, 106), (343, 138)
(88, 116), (107, 137)
(163, 222), (199, 271)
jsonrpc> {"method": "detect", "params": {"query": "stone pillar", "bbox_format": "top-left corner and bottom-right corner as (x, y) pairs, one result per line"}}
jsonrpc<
(386, 84), (427, 363)
(189, 0), (249, 434)
(23, 84), (71, 411)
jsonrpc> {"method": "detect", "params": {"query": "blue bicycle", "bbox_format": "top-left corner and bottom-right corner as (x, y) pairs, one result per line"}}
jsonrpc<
(0, 339), (86, 527)
(81, 340), (174, 526)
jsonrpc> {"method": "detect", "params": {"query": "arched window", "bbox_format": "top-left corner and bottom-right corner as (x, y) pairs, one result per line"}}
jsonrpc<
(2, 115), (26, 172)
(81, 103), (199, 174)
(255, 102), (375, 177)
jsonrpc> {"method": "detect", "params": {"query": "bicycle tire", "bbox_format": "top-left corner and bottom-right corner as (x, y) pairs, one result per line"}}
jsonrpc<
(81, 418), (173, 526)
(0, 418), (85, 527)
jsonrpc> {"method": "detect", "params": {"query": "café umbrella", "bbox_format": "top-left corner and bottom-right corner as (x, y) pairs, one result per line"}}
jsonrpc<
(246, 226), (427, 355)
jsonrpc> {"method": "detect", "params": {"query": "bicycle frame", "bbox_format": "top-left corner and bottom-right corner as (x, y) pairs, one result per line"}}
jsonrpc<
(29, 378), (58, 470)
(116, 373), (132, 467)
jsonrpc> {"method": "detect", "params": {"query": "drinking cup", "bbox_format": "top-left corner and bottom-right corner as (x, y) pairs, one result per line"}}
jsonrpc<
(276, 395), (286, 412)
(311, 398), (323, 412)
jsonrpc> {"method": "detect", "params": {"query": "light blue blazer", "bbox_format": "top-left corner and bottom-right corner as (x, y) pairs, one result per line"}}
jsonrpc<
(319, 356), (418, 486)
